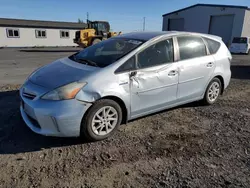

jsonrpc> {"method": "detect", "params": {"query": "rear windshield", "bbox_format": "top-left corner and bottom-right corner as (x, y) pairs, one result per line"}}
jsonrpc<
(232, 37), (247, 44)
(69, 38), (143, 68)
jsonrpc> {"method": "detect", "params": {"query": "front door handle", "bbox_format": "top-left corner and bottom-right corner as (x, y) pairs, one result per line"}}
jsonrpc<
(168, 70), (178, 76)
(207, 62), (214, 68)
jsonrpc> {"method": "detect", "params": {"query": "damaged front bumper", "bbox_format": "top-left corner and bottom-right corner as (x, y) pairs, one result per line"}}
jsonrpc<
(20, 84), (92, 137)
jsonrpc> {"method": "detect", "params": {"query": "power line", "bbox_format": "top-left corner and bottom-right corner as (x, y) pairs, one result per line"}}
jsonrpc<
(87, 12), (89, 22)
(143, 17), (146, 31)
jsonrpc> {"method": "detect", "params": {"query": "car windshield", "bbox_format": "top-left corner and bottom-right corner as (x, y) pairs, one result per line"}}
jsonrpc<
(69, 38), (143, 68)
(232, 37), (247, 44)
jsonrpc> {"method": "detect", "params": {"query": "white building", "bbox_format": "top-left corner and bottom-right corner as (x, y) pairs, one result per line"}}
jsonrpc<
(0, 18), (86, 47)
(162, 4), (250, 46)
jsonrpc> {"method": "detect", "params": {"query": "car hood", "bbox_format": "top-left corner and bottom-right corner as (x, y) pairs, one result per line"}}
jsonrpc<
(29, 57), (99, 89)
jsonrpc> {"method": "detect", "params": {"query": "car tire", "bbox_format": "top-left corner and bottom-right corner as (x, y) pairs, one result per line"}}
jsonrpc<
(203, 78), (222, 105)
(92, 38), (101, 45)
(81, 99), (122, 141)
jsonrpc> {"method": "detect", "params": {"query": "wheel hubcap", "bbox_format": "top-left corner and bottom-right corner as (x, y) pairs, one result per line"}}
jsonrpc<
(208, 82), (220, 102)
(91, 106), (118, 136)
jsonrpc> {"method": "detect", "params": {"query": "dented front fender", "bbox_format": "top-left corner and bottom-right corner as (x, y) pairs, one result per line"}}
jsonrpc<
(75, 90), (101, 103)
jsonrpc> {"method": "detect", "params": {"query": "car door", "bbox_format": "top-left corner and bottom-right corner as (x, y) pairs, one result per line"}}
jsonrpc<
(176, 35), (216, 101)
(130, 38), (179, 118)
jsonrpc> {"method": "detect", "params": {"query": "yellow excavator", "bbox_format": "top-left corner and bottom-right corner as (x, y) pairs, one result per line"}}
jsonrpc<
(74, 20), (122, 47)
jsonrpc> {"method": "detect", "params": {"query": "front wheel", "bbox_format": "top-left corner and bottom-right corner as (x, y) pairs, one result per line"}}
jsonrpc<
(203, 78), (222, 105)
(81, 99), (122, 141)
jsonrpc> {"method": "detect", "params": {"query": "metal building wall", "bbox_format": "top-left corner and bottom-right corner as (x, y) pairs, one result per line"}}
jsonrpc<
(208, 15), (234, 45)
(162, 5), (246, 44)
(241, 10), (250, 37)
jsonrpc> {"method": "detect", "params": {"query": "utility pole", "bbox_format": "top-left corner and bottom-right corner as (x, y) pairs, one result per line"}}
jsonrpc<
(87, 12), (89, 22)
(143, 17), (146, 31)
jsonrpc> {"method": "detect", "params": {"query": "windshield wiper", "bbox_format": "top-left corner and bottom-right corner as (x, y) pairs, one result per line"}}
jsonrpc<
(77, 58), (99, 67)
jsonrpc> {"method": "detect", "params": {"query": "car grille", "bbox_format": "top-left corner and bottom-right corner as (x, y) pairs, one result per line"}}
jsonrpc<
(22, 92), (36, 99)
(22, 87), (37, 100)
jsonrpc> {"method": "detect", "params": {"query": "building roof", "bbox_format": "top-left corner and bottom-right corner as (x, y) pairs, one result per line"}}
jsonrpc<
(116, 31), (178, 41)
(0, 18), (87, 29)
(163, 3), (249, 17)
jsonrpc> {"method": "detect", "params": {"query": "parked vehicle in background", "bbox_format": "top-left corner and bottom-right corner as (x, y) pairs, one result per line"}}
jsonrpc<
(20, 31), (231, 141)
(229, 37), (250, 54)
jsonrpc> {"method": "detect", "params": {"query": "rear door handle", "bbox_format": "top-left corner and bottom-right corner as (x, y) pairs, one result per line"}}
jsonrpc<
(207, 62), (214, 68)
(168, 70), (178, 76)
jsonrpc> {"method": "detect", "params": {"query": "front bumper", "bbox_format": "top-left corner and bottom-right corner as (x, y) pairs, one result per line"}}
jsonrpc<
(20, 84), (92, 137)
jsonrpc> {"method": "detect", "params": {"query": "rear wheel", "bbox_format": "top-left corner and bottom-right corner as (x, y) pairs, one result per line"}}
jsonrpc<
(203, 78), (222, 105)
(81, 99), (122, 141)
(92, 38), (101, 45)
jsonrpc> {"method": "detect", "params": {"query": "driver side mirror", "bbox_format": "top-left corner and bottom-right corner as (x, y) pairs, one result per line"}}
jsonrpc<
(130, 71), (137, 78)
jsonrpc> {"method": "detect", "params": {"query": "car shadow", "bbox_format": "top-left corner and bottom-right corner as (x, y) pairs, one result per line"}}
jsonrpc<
(231, 65), (250, 80)
(128, 101), (202, 124)
(0, 90), (84, 154)
(0, 89), (202, 154)
(231, 53), (248, 55)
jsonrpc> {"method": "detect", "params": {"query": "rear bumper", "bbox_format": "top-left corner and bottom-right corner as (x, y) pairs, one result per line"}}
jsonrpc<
(230, 48), (248, 54)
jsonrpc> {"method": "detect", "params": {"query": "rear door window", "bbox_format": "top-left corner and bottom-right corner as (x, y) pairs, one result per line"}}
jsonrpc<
(177, 36), (207, 60)
(203, 37), (221, 54)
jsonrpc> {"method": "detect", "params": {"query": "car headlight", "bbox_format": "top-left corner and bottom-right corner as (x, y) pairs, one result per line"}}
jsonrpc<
(41, 82), (87, 100)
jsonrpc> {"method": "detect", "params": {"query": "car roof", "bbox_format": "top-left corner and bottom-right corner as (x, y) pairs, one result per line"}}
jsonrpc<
(115, 31), (223, 43)
(115, 31), (178, 41)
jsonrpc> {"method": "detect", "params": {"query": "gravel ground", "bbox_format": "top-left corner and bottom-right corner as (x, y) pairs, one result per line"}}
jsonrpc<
(0, 49), (250, 188)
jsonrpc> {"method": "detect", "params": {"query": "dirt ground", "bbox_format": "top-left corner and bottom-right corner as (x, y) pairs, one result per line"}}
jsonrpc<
(0, 48), (250, 188)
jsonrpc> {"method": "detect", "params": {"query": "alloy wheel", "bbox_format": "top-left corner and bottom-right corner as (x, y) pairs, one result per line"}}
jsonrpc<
(91, 106), (118, 136)
(208, 82), (220, 102)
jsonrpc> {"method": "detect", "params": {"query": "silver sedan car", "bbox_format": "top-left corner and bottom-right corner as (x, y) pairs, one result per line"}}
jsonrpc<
(20, 31), (231, 141)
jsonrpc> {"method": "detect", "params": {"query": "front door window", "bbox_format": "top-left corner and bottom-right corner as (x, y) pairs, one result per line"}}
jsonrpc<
(137, 38), (174, 69)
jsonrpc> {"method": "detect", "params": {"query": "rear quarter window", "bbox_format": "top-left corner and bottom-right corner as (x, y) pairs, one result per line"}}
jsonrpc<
(203, 37), (221, 54)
